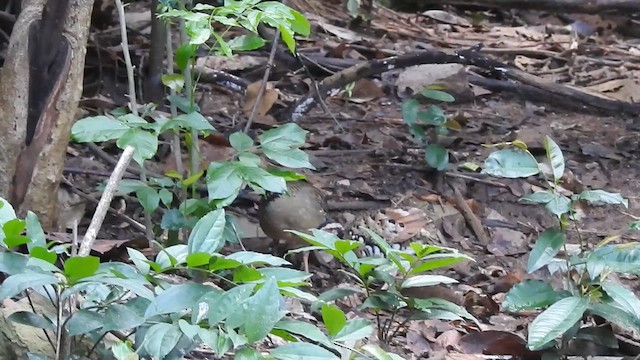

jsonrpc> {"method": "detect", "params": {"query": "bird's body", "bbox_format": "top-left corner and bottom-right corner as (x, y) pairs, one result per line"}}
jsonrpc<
(257, 180), (327, 272)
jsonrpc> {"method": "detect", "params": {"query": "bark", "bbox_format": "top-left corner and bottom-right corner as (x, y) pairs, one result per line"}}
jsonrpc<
(0, 0), (95, 229)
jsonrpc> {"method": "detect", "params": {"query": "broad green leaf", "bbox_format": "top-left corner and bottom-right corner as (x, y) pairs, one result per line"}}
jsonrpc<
(588, 302), (640, 333)
(127, 248), (151, 275)
(482, 149), (540, 178)
(420, 89), (455, 102)
(0, 272), (61, 300)
(333, 318), (373, 342)
(0, 197), (17, 226)
(64, 256), (100, 284)
(274, 320), (333, 348)
(410, 254), (468, 274)
(206, 162), (244, 201)
(543, 136), (565, 182)
(29, 247), (57, 264)
(198, 328), (232, 355)
(586, 244), (640, 277)
(243, 166), (288, 193)
(25, 212), (46, 251)
(66, 309), (104, 335)
(527, 296), (588, 350)
(425, 144), (448, 171)
(577, 190), (628, 208)
(413, 298), (478, 324)
(116, 128), (158, 166)
(155, 244), (189, 269)
(322, 304), (346, 337)
(401, 99), (420, 125)
(164, 112), (215, 132)
(142, 323), (182, 360)
(145, 283), (212, 317)
(208, 284), (255, 325)
(158, 188), (173, 207)
(401, 275), (457, 288)
(71, 116), (129, 142)
(503, 279), (567, 311)
(161, 74), (185, 92)
(136, 187), (160, 213)
(271, 342), (339, 360)
(188, 209), (226, 254)
(230, 132), (254, 153)
(601, 281), (640, 318)
(241, 277), (286, 343)
(362, 344), (393, 360)
(7, 311), (54, 330)
(258, 267), (311, 286)
(228, 34), (267, 51)
(0, 252), (28, 275)
(102, 301), (148, 332)
(527, 228), (565, 273)
(226, 251), (291, 266)
(417, 105), (446, 126)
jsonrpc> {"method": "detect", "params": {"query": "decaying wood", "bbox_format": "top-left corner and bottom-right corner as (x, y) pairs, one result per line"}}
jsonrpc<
(0, 0), (95, 229)
(415, 0), (639, 13)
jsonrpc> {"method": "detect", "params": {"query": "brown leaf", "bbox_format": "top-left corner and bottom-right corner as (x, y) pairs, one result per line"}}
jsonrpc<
(243, 81), (279, 117)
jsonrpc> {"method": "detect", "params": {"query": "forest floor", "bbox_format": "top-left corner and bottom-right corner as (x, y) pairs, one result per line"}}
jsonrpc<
(58, 0), (640, 358)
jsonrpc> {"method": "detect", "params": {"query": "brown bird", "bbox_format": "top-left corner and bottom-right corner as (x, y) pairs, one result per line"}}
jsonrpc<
(257, 180), (327, 272)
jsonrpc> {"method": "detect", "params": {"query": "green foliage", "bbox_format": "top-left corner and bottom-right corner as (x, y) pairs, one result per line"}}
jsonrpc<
(482, 136), (639, 352)
(292, 227), (477, 343)
(401, 87), (457, 171)
(0, 199), (406, 359)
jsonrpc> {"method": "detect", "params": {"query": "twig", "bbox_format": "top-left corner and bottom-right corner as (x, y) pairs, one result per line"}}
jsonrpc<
(79, 146), (135, 256)
(115, 0), (154, 244)
(243, 26), (281, 133)
(450, 184), (490, 246)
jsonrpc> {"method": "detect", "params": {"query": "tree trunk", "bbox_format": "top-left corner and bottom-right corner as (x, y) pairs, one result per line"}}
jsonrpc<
(0, 0), (95, 229)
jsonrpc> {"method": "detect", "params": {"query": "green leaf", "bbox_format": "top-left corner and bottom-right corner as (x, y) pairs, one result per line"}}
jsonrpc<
(243, 166), (288, 193)
(543, 136), (565, 183)
(333, 318), (373, 342)
(0, 252), (28, 275)
(503, 280), (567, 311)
(228, 34), (267, 51)
(260, 123), (314, 169)
(206, 162), (244, 201)
(420, 89), (455, 102)
(136, 187), (160, 213)
(188, 209), (226, 254)
(417, 105), (446, 126)
(116, 128), (158, 166)
(230, 132), (254, 153)
(226, 251), (291, 266)
(175, 43), (196, 73)
(586, 244), (640, 277)
(577, 190), (628, 208)
(208, 284), (255, 325)
(127, 247), (151, 275)
(425, 144), (448, 171)
(482, 149), (540, 178)
(3, 218), (25, 237)
(64, 256), (100, 284)
(401, 275), (457, 288)
(527, 296), (588, 350)
(527, 228), (565, 273)
(144, 283), (212, 317)
(241, 277), (286, 343)
(198, 328), (232, 355)
(322, 304), (346, 337)
(142, 323), (183, 360)
(71, 116), (129, 142)
(155, 244), (188, 269)
(164, 112), (215, 132)
(271, 342), (339, 360)
(274, 320), (334, 348)
(29, 247), (57, 264)
(0, 272), (61, 300)
(7, 311), (54, 330)
(161, 73), (185, 92)
(409, 254), (468, 274)
(588, 302), (640, 334)
(601, 281), (640, 318)
(25, 212), (46, 251)
(401, 99), (420, 125)
(66, 309), (104, 335)
(102, 301), (148, 332)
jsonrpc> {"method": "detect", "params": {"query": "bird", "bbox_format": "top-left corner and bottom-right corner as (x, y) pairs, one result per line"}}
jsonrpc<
(257, 180), (328, 272)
